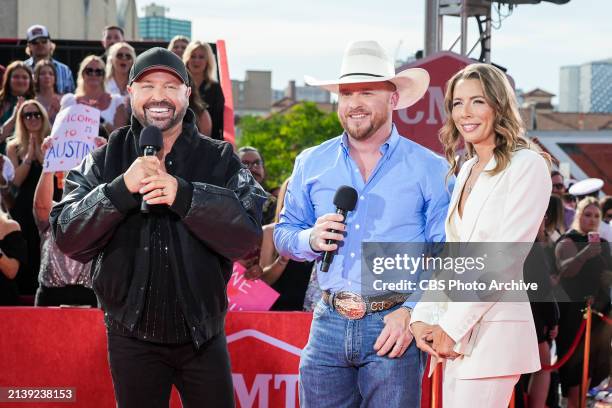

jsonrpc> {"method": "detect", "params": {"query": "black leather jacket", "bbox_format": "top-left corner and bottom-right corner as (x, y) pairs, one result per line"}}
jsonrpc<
(50, 111), (266, 347)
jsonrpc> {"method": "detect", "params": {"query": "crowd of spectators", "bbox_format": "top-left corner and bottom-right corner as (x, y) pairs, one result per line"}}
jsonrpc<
(518, 172), (611, 408)
(0, 26), (231, 306)
(0, 25), (609, 407)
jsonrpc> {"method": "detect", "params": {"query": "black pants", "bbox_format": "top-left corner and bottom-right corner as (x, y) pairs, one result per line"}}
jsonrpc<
(107, 332), (235, 408)
(35, 285), (98, 307)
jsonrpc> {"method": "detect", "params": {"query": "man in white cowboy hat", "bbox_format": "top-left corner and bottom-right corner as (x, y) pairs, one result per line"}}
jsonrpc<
(274, 40), (451, 407)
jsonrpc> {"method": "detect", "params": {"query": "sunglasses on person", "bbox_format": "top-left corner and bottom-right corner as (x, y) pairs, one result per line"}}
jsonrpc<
(552, 183), (564, 191)
(22, 111), (42, 120)
(116, 52), (133, 61)
(241, 159), (263, 168)
(29, 38), (48, 46)
(84, 68), (105, 77)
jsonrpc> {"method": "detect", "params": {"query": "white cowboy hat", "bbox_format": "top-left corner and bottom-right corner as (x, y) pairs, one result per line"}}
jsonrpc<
(304, 40), (430, 110)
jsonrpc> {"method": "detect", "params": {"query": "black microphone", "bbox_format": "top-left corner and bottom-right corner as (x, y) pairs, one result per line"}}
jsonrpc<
(139, 126), (163, 213)
(320, 185), (358, 272)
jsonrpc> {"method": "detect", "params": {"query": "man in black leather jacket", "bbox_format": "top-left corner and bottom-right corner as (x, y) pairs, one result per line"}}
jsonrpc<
(50, 47), (265, 407)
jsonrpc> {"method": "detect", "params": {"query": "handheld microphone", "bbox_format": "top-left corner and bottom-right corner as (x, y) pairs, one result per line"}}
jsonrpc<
(320, 185), (358, 272)
(139, 126), (163, 213)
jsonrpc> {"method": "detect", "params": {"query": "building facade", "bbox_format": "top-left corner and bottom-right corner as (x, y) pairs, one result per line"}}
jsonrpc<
(0, 0), (139, 41)
(560, 59), (612, 113)
(232, 71), (273, 117)
(138, 3), (191, 41)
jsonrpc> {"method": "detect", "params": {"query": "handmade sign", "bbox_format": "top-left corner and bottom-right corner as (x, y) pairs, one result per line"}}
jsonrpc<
(228, 263), (280, 311)
(43, 104), (100, 173)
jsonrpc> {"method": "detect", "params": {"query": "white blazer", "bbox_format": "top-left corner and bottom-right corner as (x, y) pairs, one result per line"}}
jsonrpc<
(411, 148), (552, 379)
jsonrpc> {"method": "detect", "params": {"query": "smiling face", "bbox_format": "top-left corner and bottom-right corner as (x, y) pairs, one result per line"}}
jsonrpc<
(337, 81), (397, 141)
(186, 46), (207, 75)
(21, 103), (43, 133)
(128, 70), (191, 133)
(451, 78), (496, 148)
(112, 46), (134, 75)
(82, 60), (105, 89)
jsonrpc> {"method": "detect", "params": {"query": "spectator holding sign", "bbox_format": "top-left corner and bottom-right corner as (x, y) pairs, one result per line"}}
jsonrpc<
(0, 61), (35, 153)
(6, 100), (50, 296)
(61, 56), (127, 133)
(34, 60), (62, 124)
(33, 136), (106, 307)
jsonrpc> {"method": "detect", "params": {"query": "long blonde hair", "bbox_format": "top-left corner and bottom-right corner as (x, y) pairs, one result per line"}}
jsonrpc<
(105, 42), (136, 82)
(183, 41), (218, 83)
(12, 99), (50, 155)
(571, 196), (601, 233)
(439, 63), (539, 178)
(76, 55), (106, 95)
(168, 35), (189, 52)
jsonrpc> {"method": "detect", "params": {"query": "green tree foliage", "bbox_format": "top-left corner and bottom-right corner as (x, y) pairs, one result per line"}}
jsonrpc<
(238, 102), (342, 188)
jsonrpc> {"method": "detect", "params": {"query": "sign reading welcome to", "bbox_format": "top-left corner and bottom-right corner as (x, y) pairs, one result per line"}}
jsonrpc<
(43, 104), (100, 173)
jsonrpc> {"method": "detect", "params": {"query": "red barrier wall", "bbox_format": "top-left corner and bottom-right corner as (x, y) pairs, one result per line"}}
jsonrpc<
(0, 308), (435, 407)
(0, 308), (312, 408)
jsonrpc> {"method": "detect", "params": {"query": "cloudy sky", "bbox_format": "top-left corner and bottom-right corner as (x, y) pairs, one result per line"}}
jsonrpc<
(150, 0), (611, 101)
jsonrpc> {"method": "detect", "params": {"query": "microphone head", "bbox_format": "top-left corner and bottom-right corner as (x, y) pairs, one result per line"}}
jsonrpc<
(139, 126), (163, 152)
(333, 185), (358, 211)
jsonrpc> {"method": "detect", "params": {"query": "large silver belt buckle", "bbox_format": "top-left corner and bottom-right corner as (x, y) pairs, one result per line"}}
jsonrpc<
(334, 292), (366, 320)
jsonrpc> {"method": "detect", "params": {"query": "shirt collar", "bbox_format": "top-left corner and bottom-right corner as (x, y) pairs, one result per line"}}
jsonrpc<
(339, 124), (401, 157)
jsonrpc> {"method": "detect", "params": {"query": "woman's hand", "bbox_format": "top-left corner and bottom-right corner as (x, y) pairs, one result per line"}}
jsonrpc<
(431, 325), (460, 360)
(24, 135), (36, 164)
(410, 321), (439, 358)
(579, 242), (601, 261)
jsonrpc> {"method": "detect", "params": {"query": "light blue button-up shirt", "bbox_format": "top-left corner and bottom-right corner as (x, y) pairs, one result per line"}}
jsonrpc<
(274, 125), (453, 309)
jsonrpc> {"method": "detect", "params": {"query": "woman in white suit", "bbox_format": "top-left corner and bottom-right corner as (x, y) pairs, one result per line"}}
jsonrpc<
(410, 63), (552, 407)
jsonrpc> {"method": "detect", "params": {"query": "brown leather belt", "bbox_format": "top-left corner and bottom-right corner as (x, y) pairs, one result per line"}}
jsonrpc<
(322, 291), (408, 320)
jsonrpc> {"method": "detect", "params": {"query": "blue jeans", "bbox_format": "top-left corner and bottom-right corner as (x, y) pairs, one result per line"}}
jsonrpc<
(299, 300), (424, 408)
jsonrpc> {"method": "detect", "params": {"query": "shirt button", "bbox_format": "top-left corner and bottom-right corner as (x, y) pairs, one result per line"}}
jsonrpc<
(355, 224), (360, 230)
(355, 169), (359, 173)
(360, 196), (365, 200)
(135, 309), (140, 314)
(350, 252), (355, 258)
(168, 160), (173, 166)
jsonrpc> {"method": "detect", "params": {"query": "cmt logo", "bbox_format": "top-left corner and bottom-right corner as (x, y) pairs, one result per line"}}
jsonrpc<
(228, 329), (302, 408)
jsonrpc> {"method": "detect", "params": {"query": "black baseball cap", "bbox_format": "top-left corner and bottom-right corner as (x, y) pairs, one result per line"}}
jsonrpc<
(129, 47), (189, 86)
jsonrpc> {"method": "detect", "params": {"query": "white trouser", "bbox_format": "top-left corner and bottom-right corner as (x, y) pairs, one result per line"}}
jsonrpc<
(442, 362), (520, 408)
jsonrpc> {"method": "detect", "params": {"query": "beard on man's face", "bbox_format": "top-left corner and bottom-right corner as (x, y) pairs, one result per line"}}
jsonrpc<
(339, 108), (388, 141)
(133, 100), (188, 132)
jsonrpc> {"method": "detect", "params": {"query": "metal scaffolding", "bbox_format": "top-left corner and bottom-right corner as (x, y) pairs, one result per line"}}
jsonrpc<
(424, 0), (493, 63)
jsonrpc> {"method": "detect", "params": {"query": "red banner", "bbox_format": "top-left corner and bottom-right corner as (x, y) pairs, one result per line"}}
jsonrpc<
(393, 51), (474, 154)
(0, 308), (311, 408)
